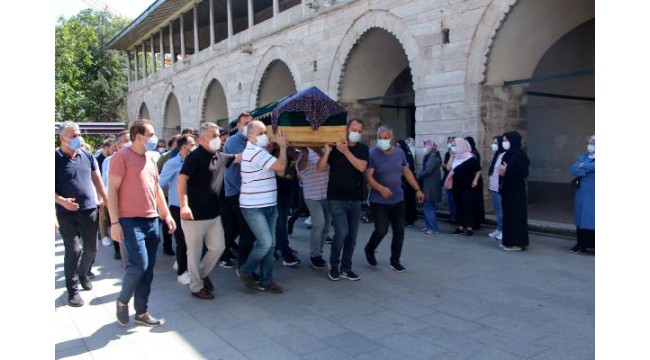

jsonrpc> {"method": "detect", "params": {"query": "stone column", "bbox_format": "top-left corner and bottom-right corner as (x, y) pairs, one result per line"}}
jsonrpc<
(169, 21), (175, 64)
(227, 0), (233, 37)
(180, 15), (186, 59)
(141, 42), (147, 76)
(193, 5), (199, 53)
(150, 36), (156, 73)
(159, 29), (164, 69)
(209, 0), (215, 46)
(247, 0), (254, 29)
(127, 51), (132, 82)
(134, 48), (139, 80)
(273, 0), (279, 16)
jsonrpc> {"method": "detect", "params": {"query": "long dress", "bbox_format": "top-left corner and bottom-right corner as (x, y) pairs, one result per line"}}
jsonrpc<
(569, 153), (595, 248)
(470, 149), (485, 229)
(499, 132), (530, 248)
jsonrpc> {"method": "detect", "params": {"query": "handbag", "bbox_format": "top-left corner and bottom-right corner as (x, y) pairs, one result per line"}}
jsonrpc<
(444, 170), (454, 190)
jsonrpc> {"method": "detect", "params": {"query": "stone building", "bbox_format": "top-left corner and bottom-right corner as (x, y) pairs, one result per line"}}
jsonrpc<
(108, 0), (594, 223)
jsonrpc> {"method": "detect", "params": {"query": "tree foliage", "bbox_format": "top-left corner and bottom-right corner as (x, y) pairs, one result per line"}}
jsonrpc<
(55, 9), (131, 124)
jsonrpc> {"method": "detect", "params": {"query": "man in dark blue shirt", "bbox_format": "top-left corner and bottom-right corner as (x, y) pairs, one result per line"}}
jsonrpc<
(55, 121), (108, 307)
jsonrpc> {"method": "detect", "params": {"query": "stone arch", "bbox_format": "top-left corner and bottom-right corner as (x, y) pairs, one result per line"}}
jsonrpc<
(137, 102), (150, 120)
(327, 10), (421, 101)
(162, 90), (182, 141)
(198, 73), (230, 129)
(249, 46), (301, 108)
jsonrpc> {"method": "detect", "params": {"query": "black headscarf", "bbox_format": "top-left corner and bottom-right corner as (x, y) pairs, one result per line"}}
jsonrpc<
(396, 139), (415, 171)
(501, 131), (523, 164)
(465, 136), (481, 163)
(488, 136), (505, 176)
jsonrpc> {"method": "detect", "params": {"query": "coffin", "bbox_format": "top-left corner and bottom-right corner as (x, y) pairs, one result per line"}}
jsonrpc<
(230, 86), (347, 146)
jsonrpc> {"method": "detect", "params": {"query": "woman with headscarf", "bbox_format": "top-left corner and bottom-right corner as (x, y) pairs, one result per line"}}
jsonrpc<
(417, 140), (442, 234)
(396, 139), (418, 226)
(568, 135), (595, 253)
(487, 136), (506, 241)
(442, 137), (457, 223)
(465, 136), (485, 229)
(498, 131), (530, 251)
(447, 137), (482, 236)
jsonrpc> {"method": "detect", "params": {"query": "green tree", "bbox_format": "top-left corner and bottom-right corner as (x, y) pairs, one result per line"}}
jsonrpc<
(55, 9), (131, 125)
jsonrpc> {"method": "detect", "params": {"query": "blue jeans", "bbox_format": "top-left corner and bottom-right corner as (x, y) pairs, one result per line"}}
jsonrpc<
(241, 206), (278, 285)
(490, 190), (503, 232)
(422, 201), (439, 232)
(328, 199), (361, 271)
(304, 199), (331, 258)
(275, 195), (292, 257)
(446, 189), (457, 221)
(118, 217), (160, 315)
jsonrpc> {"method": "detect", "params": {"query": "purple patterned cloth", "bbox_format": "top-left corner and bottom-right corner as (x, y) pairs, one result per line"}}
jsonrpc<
(271, 86), (347, 130)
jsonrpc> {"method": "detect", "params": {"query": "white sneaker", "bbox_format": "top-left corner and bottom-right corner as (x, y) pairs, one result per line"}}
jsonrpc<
(101, 236), (112, 247)
(172, 261), (179, 272)
(177, 271), (190, 285)
(304, 216), (312, 226)
(496, 231), (503, 241)
(500, 244), (522, 252)
(487, 230), (499, 238)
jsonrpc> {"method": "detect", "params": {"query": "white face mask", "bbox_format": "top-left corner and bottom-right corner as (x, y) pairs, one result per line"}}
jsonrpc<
(241, 125), (249, 137)
(491, 144), (499, 152)
(377, 139), (391, 151)
(450, 146), (458, 154)
(255, 134), (269, 148)
(209, 137), (221, 152)
(348, 131), (362, 143)
(587, 144), (595, 153)
(502, 141), (511, 150)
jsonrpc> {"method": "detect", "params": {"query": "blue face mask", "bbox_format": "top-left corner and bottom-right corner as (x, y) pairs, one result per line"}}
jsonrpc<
(69, 137), (82, 150)
(146, 136), (158, 151)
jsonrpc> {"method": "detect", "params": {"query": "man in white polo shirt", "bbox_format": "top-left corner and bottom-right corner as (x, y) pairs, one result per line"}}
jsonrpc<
(237, 120), (288, 293)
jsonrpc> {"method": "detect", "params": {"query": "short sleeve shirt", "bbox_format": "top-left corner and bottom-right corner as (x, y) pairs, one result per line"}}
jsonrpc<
(326, 143), (369, 201)
(368, 147), (408, 204)
(240, 142), (278, 208)
(55, 148), (98, 213)
(109, 147), (160, 218)
(179, 146), (220, 220)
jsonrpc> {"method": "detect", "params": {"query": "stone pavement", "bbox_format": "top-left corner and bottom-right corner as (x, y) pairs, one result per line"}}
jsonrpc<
(55, 219), (594, 360)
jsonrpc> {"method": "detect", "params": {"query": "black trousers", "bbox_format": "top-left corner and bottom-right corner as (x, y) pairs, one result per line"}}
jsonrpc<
(453, 189), (474, 229)
(224, 195), (255, 264)
(57, 208), (99, 294)
(169, 206), (188, 274)
(576, 228), (595, 249)
(161, 196), (174, 252)
(365, 201), (406, 263)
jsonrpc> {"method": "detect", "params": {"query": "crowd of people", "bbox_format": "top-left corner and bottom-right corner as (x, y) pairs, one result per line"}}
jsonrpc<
(55, 116), (594, 326)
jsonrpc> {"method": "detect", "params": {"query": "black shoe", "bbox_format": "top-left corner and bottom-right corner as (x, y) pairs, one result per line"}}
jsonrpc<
(341, 269), (360, 281)
(192, 288), (215, 300)
(79, 276), (93, 291)
(570, 245), (586, 253)
(238, 269), (258, 290)
(114, 252), (121, 260)
(289, 248), (299, 256)
(328, 266), (341, 281)
(116, 299), (129, 325)
(325, 236), (332, 245)
(135, 312), (162, 326)
(86, 270), (96, 279)
(364, 248), (377, 267)
(69, 293), (84, 307)
(465, 229), (473, 237)
(203, 276), (215, 292)
(309, 256), (327, 270)
(390, 262), (407, 273)
(163, 247), (175, 256)
(219, 258), (235, 269)
(257, 281), (283, 294)
(282, 254), (301, 267)
(453, 228), (464, 235)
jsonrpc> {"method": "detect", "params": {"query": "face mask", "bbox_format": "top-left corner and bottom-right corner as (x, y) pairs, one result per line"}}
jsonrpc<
(124, 141), (132, 148)
(255, 134), (269, 148)
(447, 143), (452, 149)
(209, 137), (222, 152)
(348, 131), (362, 143)
(502, 141), (511, 150)
(450, 146), (458, 154)
(157, 147), (166, 153)
(491, 144), (499, 152)
(377, 139), (391, 151)
(587, 144), (595, 153)
(146, 135), (158, 151)
(69, 137), (81, 150)
(241, 125), (248, 137)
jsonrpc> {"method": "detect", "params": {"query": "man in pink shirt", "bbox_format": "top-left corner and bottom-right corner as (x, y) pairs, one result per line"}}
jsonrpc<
(108, 119), (176, 327)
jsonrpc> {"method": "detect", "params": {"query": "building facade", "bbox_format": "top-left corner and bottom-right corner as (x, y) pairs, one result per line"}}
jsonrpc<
(109, 0), (594, 220)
